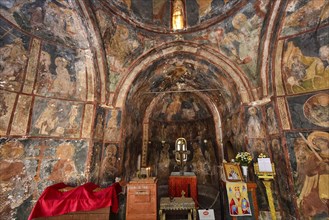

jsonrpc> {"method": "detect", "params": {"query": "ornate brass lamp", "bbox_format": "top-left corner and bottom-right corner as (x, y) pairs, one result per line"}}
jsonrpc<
(173, 137), (190, 175)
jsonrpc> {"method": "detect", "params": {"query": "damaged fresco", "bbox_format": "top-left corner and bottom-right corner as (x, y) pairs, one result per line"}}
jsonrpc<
(281, 0), (329, 37)
(282, 27), (329, 95)
(0, 0), (328, 219)
(30, 97), (83, 138)
(286, 131), (329, 219)
(104, 109), (122, 142)
(35, 44), (88, 101)
(286, 93), (329, 130)
(0, 19), (30, 92)
(0, 139), (88, 219)
(99, 143), (120, 186)
(0, 0), (89, 48)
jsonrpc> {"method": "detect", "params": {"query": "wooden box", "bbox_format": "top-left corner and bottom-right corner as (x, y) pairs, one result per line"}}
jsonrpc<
(35, 207), (110, 220)
(126, 177), (157, 220)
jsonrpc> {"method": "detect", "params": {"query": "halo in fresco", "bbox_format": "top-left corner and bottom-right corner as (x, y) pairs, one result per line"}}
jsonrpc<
(303, 93), (329, 127)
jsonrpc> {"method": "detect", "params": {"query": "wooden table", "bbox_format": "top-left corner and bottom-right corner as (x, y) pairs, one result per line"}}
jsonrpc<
(159, 196), (197, 220)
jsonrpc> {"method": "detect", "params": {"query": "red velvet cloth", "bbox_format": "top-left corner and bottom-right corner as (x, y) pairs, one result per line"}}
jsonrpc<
(168, 175), (198, 203)
(28, 182), (119, 220)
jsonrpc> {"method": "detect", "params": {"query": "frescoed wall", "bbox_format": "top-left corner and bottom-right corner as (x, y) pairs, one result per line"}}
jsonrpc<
(0, 139), (88, 219)
(0, 0), (328, 219)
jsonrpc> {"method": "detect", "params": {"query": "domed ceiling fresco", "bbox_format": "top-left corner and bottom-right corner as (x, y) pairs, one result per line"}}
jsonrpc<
(99, 0), (249, 32)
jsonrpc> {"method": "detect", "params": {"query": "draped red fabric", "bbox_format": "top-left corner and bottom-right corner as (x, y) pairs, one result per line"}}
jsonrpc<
(168, 175), (198, 203)
(28, 182), (119, 220)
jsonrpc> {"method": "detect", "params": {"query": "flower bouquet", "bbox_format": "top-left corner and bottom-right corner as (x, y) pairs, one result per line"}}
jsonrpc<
(235, 151), (253, 181)
(235, 152), (253, 166)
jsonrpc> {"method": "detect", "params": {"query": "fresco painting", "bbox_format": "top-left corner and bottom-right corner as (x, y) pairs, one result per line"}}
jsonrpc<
(0, 0), (89, 48)
(31, 98), (83, 138)
(150, 93), (211, 123)
(148, 138), (217, 186)
(270, 138), (296, 218)
(94, 107), (106, 140)
(105, 23), (142, 71)
(217, 5), (263, 85)
(89, 142), (103, 183)
(0, 91), (17, 135)
(152, 0), (169, 26)
(35, 44), (86, 100)
(23, 38), (42, 94)
(0, 140), (31, 218)
(287, 131), (329, 219)
(303, 93), (329, 128)
(282, 27), (329, 95)
(265, 104), (279, 135)
(81, 104), (95, 139)
(282, 0), (329, 37)
(99, 143), (119, 186)
(287, 93), (329, 130)
(245, 106), (266, 139)
(0, 139), (88, 217)
(0, 26), (30, 92)
(10, 95), (33, 135)
(104, 109), (122, 142)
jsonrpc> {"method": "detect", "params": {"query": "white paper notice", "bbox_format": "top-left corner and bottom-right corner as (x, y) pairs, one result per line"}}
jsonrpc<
(258, 158), (273, 172)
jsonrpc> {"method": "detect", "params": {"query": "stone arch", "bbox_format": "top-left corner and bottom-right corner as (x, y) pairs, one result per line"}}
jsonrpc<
(141, 91), (224, 166)
(112, 41), (257, 108)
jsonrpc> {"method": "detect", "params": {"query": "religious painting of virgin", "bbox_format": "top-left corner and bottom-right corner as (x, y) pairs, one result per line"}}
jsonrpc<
(223, 163), (243, 182)
(303, 93), (329, 128)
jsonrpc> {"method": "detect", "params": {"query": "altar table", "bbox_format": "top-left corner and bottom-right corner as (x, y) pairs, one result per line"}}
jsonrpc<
(159, 197), (197, 220)
(168, 172), (198, 203)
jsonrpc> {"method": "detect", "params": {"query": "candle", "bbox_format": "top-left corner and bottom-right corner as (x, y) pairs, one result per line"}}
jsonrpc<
(137, 154), (141, 171)
(146, 167), (151, 178)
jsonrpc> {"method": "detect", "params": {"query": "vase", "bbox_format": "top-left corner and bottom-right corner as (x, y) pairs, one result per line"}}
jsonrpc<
(241, 165), (248, 182)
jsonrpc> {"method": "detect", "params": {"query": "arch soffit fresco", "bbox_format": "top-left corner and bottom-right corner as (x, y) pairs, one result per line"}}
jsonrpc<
(112, 41), (257, 109)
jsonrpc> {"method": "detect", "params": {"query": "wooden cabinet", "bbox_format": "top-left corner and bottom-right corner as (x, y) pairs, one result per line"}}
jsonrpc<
(126, 178), (157, 220)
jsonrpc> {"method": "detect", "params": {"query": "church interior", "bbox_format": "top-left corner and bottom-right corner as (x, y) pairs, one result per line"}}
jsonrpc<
(0, 0), (328, 219)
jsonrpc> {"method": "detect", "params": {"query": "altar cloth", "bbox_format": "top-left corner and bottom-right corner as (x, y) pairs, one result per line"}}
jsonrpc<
(28, 182), (119, 220)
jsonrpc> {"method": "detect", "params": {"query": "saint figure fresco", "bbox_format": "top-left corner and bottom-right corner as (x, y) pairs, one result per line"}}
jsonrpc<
(100, 144), (119, 185)
(48, 143), (78, 184)
(0, 38), (28, 91)
(246, 106), (265, 138)
(291, 131), (329, 219)
(283, 41), (328, 94)
(303, 93), (329, 128)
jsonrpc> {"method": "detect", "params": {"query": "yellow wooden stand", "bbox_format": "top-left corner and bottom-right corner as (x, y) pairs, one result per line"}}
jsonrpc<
(254, 157), (276, 220)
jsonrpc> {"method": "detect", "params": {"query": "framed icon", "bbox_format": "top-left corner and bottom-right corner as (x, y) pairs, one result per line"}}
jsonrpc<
(223, 163), (243, 182)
